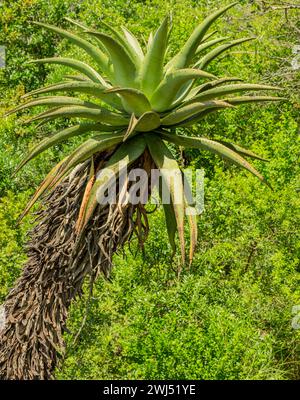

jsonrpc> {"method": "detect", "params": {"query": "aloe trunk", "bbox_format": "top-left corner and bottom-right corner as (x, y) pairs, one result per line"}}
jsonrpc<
(0, 158), (149, 379)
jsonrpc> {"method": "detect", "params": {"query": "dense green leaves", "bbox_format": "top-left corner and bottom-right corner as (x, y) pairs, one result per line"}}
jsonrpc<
(8, 1), (282, 266)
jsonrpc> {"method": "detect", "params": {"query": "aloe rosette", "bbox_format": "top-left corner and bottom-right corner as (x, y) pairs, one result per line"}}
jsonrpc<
(5, 2), (284, 264)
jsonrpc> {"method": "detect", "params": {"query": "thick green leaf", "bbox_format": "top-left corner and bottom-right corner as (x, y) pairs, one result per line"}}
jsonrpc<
(27, 105), (129, 126)
(63, 74), (89, 81)
(79, 135), (147, 231)
(22, 81), (122, 110)
(185, 77), (243, 100)
(150, 68), (216, 112)
(85, 31), (138, 87)
(196, 37), (255, 69)
(201, 30), (218, 42)
(26, 57), (107, 85)
(134, 111), (161, 132)
(160, 132), (271, 187)
(146, 134), (186, 264)
(180, 104), (234, 126)
(65, 17), (89, 30)
(195, 36), (228, 55)
(87, 20), (143, 66)
(171, 75), (241, 107)
(19, 133), (124, 220)
(121, 26), (144, 60)
(223, 96), (286, 105)
(187, 83), (281, 103)
(123, 111), (161, 141)
(123, 113), (138, 142)
(165, 2), (238, 70)
(161, 100), (232, 126)
(14, 123), (118, 173)
(22, 81), (105, 98)
(105, 87), (151, 115)
(140, 16), (169, 96)
(49, 133), (125, 190)
(215, 140), (268, 161)
(5, 96), (100, 116)
(33, 22), (111, 76)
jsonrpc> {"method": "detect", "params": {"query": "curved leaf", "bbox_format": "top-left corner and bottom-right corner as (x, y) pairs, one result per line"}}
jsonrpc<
(79, 135), (147, 231)
(49, 133), (125, 191)
(123, 111), (161, 141)
(63, 74), (89, 81)
(27, 57), (108, 85)
(215, 140), (268, 161)
(27, 105), (129, 126)
(33, 22), (111, 76)
(22, 81), (106, 98)
(150, 68), (216, 112)
(196, 37), (255, 69)
(105, 87), (151, 115)
(187, 83), (281, 103)
(161, 100), (232, 126)
(140, 16), (169, 96)
(146, 134), (186, 264)
(201, 30), (218, 42)
(64, 17), (90, 30)
(22, 81), (123, 109)
(121, 26), (144, 60)
(165, 2), (238, 70)
(195, 36), (229, 55)
(160, 132), (271, 187)
(85, 31), (138, 87)
(223, 96), (286, 105)
(5, 96), (100, 116)
(14, 123), (118, 174)
(185, 77), (243, 101)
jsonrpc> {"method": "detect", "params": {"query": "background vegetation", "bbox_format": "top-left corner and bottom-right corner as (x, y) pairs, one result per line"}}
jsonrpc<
(0, 0), (299, 379)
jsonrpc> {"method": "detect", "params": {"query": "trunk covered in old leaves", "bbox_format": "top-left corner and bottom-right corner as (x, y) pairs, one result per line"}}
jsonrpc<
(0, 154), (151, 379)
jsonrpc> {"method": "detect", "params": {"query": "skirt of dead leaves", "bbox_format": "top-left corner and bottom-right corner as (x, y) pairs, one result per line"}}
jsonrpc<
(0, 152), (152, 379)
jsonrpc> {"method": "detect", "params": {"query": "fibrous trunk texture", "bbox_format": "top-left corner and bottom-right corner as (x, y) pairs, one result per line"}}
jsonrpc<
(0, 154), (151, 380)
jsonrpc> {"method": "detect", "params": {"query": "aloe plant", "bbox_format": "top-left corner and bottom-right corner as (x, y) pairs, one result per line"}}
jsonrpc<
(0, 2), (283, 379)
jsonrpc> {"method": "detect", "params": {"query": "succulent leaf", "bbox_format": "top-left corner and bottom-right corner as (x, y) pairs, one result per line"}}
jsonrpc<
(146, 134), (186, 264)
(84, 31), (138, 87)
(33, 22), (111, 76)
(165, 2), (238, 71)
(160, 132), (271, 187)
(79, 135), (147, 231)
(140, 16), (169, 96)
(196, 37), (255, 69)
(26, 57), (107, 85)
(150, 68), (216, 112)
